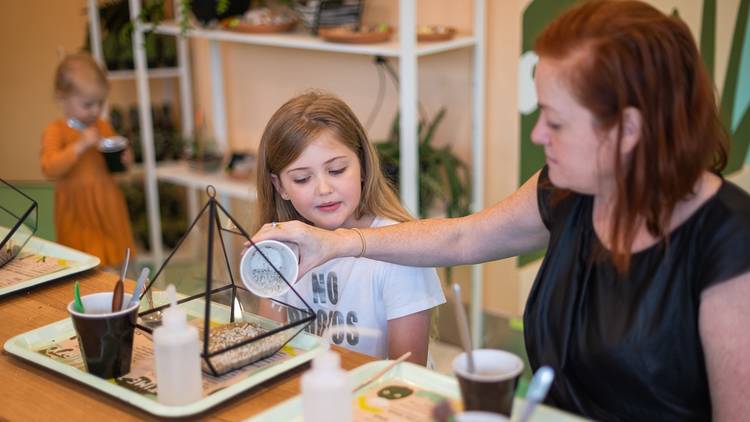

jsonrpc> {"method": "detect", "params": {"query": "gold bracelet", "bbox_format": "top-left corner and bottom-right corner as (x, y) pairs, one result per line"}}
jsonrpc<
(351, 228), (367, 258)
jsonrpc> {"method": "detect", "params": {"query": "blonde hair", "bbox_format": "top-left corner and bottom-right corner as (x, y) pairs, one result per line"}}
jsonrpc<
(54, 52), (108, 97)
(254, 91), (411, 232)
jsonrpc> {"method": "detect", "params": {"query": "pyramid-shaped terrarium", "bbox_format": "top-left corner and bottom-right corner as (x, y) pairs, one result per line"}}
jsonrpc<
(136, 186), (315, 376)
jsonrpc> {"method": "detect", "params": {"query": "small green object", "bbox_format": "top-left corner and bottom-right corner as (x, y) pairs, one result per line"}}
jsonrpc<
(73, 281), (85, 313)
(509, 316), (524, 332)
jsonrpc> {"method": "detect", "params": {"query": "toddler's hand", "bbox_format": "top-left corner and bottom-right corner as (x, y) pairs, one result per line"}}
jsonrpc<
(121, 147), (134, 168)
(76, 126), (100, 156)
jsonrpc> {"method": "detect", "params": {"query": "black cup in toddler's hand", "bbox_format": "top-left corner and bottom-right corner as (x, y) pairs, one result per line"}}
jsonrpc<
(452, 349), (524, 417)
(98, 136), (129, 173)
(68, 292), (139, 379)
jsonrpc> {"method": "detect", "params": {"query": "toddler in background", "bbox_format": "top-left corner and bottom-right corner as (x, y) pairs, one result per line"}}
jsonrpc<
(40, 52), (135, 267)
(253, 91), (445, 365)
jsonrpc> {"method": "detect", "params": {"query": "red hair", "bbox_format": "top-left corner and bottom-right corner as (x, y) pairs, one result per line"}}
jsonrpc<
(535, 0), (727, 271)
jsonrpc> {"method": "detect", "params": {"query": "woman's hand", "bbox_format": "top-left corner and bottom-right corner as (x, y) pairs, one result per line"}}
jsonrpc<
(249, 220), (346, 277)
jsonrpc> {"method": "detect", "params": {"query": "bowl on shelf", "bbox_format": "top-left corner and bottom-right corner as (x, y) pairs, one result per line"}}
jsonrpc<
(417, 25), (456, 42)
(226, 152), (257, 180)
(318, 24), (393, 44)
(221, 7), (297, 34)
(222, 19), (297, 34)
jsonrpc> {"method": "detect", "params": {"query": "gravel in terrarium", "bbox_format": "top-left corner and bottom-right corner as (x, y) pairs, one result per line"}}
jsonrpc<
(202, 321), (286, 375)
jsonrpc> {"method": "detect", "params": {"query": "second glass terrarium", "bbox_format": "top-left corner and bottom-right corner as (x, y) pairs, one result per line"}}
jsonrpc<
(0, 178), (38, 268)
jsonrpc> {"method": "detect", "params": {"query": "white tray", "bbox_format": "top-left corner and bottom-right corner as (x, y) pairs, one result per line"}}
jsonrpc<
(0, 227), (100, 297)
(249, 360), (587, 421)
(4, 304), (325, 417)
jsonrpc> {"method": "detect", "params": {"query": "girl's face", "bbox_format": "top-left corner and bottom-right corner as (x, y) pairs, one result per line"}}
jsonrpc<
(530, 58), (619, 195)
(59, 83), (106, 127)
(272, 130), (364, 230)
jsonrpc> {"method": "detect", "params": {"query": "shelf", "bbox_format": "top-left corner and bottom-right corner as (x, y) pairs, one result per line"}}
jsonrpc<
(151, 22), (476, 57)
(107, 67), (181, 81)
(155, 161), (257, 201)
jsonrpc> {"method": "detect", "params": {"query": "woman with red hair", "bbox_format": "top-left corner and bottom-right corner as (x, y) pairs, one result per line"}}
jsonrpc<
(253, 1), (750, 419)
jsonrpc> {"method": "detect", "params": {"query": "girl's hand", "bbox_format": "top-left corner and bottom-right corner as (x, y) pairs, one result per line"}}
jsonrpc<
(249, 220), (340, 277)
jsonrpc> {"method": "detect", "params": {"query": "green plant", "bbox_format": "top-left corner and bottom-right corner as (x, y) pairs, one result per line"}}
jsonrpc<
(121, 181), (188, 251)
(376, 108), (471, 219)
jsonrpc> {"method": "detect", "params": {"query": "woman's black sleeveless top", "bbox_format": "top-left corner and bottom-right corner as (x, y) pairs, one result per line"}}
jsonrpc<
(525, 167), (750, 421)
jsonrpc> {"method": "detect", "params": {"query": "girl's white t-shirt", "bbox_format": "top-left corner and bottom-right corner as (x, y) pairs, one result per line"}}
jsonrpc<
(279, 216), (446, 358)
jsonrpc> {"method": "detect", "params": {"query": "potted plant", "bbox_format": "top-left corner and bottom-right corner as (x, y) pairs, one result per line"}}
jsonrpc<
(185, 137), (223, 173)
(183, 110), (224, 172)
(376, 108), (471, 219)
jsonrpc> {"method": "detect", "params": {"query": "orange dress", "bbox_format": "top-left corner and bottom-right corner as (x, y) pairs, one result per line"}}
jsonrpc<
(40, 118), (135, 267)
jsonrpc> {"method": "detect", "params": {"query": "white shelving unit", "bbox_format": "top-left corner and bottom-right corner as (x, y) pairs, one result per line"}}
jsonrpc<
(86, 0), (191, 268)
(128, 0), (487, 346)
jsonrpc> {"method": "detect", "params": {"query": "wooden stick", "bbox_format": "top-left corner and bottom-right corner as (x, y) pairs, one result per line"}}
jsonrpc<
(352, 351), (412, 392)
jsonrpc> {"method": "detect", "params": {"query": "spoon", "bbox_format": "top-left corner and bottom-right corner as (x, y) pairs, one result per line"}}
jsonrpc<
(515, 366), (555, 422)
(66, 117), (87, 130)
(127, 267), (151, 308)
(111, 278), (124, 312)
(451, 283), (475, 373)
(111, 248), (130, 312)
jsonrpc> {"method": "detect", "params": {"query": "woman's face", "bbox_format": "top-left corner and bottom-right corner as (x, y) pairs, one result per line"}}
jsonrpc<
(531, 58), (618, 195)
(272, 130), (363, 230)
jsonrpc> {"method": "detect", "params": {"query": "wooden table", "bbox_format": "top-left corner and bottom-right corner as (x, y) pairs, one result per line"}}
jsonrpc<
(0, 270), (373, 421)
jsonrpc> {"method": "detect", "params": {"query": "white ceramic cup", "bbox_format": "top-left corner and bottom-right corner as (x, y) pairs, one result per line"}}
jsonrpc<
(240, 240), (299, 298)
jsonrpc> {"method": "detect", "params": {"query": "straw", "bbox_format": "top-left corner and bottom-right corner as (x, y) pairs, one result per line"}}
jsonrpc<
(352, 351), (412, 392)
(451, 283), (475, 373)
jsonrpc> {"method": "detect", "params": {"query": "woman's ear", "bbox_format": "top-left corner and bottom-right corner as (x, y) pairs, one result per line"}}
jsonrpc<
(270, 174), (290, 200)
(620, 107), (642, 154)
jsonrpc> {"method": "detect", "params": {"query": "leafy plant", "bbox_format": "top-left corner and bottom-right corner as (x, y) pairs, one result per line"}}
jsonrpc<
(376, 108), (471, 219)
(121, 181), (188, 251)
(85, 0), (174, 69)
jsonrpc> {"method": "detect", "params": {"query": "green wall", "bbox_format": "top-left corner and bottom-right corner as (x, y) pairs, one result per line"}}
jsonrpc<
(0, 182), (56, 241)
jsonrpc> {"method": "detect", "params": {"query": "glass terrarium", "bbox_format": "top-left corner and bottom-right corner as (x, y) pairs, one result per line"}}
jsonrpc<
(136, 186), (314, 376)
(0, 179), (38, 268)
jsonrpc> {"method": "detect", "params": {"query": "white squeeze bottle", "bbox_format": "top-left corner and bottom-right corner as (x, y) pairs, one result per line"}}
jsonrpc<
(301, 347), (352, 422)
(153, 284), (203, 405)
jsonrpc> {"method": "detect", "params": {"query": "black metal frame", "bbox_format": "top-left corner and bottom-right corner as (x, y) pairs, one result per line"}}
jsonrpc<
(136, 186), (315, 376)
(0, 178), (38, 268)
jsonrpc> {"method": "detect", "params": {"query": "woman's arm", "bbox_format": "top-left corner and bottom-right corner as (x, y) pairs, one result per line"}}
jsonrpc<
(387, 309), (432, 365)
(699, 272), (750, 421)
(253, 171), (549, 276)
